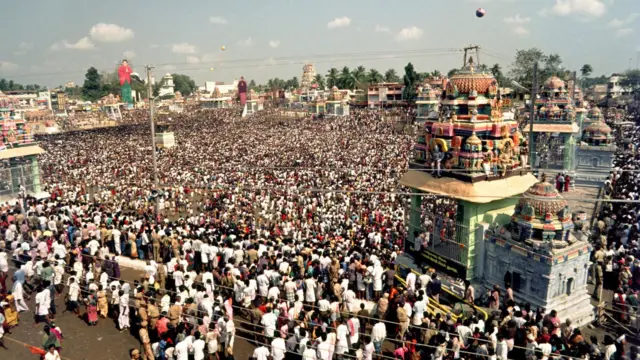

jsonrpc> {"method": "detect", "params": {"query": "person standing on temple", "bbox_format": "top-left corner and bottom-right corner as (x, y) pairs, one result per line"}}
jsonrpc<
(564, 173), (571, 192)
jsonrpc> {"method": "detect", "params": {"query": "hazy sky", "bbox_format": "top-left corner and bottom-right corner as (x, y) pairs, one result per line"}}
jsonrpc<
(0, 0), (638, 87)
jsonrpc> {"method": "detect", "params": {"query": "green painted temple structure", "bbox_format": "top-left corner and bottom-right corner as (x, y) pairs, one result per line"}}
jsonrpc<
(402, 56), (537, 281)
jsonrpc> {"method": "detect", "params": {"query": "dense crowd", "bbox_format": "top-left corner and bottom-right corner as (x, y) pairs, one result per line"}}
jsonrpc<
(0, 107), (637, 360)
(590, 123), (640, 327)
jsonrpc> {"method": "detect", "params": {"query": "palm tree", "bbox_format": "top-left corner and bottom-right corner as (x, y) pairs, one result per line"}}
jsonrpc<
(367, 69), (383, 84)
(430, 70), (442, 78)
(314, 74), (325, 89)
(339, 66), (354, 89)
(580, 64), (593, 78)
(326, 68), (339, 88)
(352, 65), (366, 83)
(384, 69), (400, 83)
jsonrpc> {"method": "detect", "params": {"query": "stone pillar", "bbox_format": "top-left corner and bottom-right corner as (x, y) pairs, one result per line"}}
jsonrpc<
(29, 155), (42, 193)
(474, 223), (489, 281)
(407, 194), (423, 250)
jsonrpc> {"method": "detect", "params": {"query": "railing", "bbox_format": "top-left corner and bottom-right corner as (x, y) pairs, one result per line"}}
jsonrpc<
(0, 163), (42, 199)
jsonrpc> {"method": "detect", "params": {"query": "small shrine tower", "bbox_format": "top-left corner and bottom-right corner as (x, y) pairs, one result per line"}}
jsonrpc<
(484, 175), (593, 326)
(575, 118), (616, 187)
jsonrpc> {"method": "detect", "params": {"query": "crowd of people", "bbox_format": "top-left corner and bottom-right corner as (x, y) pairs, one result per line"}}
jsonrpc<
(590, 123), (640, 328)
(0, 107), (637, 360)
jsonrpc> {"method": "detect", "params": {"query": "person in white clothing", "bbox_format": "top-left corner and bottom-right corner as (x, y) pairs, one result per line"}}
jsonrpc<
(191, 332), (206, 360)
(252, 345), (270, 360)
(12, 279), (29, 312)
(271, 336), (286, 360)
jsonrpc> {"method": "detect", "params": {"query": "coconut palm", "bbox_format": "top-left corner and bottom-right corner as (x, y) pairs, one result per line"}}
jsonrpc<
(326, 68), (339, 88)
(313, 74), (325, 89)
(384, 68), (400, 83)
(367, 69), (383, 84)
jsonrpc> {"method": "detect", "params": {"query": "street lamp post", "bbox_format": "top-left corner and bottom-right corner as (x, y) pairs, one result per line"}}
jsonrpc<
(146, 65), (160, 216)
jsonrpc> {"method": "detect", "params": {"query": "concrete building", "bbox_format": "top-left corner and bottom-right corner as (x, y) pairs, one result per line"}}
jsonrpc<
(367, 82), (405, 107)
(202, 80), (239, 97)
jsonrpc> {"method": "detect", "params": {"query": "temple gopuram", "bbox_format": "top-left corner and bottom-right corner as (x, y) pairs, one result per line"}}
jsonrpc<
(402, 55), (538, 281)
(484, 175), (593, 326)
(575, 117), (616, 187)
(524, 76), (580, 172)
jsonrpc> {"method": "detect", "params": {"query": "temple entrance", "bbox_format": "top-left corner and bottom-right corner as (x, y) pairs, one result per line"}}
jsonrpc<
(566, 277), (574, 296)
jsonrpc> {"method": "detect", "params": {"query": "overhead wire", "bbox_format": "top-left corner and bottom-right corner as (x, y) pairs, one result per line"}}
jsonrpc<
(5, 262), (584, 360)
(4, 256), (615, 360)
(2, 47), (463, 80)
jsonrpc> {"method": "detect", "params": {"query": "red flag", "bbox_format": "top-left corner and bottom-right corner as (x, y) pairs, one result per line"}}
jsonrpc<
(25, 344), (47, 356)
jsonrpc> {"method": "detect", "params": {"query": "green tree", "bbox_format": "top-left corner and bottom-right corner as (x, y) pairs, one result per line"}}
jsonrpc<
(0, 79), (7, 91)
(447, 68), (459, 78)
(326, 68), (339, 88)
(249, 79), (257, 90)
(352, 65), (366, 83)
(402, 62), (419, 104)
(509, 48), (569, 89)
(384, 69), (400, 83)
(82, 67), (102, 101)
(339, 66), (354, 89)
(170, 74), (197, 96)
(367, 69), (383, 84)
(490, 63), (509, 86)
(430, 70), (442, 78)
(620, 69), (640, 90)
(580, 64), (593, 78)
(287, 76), (299, 89)
(313, 74), (325, 89)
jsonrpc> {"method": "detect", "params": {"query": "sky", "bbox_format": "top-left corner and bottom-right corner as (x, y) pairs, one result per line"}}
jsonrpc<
(0, 0), (639, 88)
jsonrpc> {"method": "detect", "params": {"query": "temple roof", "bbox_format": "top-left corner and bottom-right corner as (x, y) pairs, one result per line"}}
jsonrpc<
(543, 76), (566, 91)
(517, 177), (568, 219)
(583, 119), (612, 134)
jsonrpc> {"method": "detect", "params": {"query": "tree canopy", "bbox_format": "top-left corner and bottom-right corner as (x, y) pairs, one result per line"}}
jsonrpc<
(169, 74), (197, 96)
(81, 67), (102, 101)
(509, 48), (570, 90)
(402, 62), (419, 104)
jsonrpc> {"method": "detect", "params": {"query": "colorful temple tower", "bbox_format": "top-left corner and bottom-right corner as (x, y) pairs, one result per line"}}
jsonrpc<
(525, 76), (580, 172)
(484, 175), (593, 326)
(402, 55), (537, 280)
(575, 118), (616, 187)
(415, 83), (439, 125)
(325, 86), (350, 116)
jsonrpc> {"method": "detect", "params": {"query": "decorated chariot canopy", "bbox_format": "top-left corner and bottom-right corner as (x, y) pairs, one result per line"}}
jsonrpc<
(532, 75), (578, 122)
(413, 55), (526, 182)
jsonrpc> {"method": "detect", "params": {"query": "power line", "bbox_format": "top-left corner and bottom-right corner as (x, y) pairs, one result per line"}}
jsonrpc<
(1, 48), (462, 80)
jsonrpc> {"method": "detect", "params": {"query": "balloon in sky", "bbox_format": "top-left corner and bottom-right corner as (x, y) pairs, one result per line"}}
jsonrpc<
(476, 8), (486, 18)
(209, 67), (214, 71)
(221, 45), (226, 51)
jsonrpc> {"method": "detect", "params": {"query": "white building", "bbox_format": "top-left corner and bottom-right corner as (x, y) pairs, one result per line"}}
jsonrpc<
(606, 74), (632, 99)
(159, 73), (175, 97)
(202, 80), (239, 97)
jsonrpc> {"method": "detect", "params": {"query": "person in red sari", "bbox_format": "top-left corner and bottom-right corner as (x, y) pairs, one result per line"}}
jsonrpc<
(84, 292), (99, 326)
(564, 173), (571, 192)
